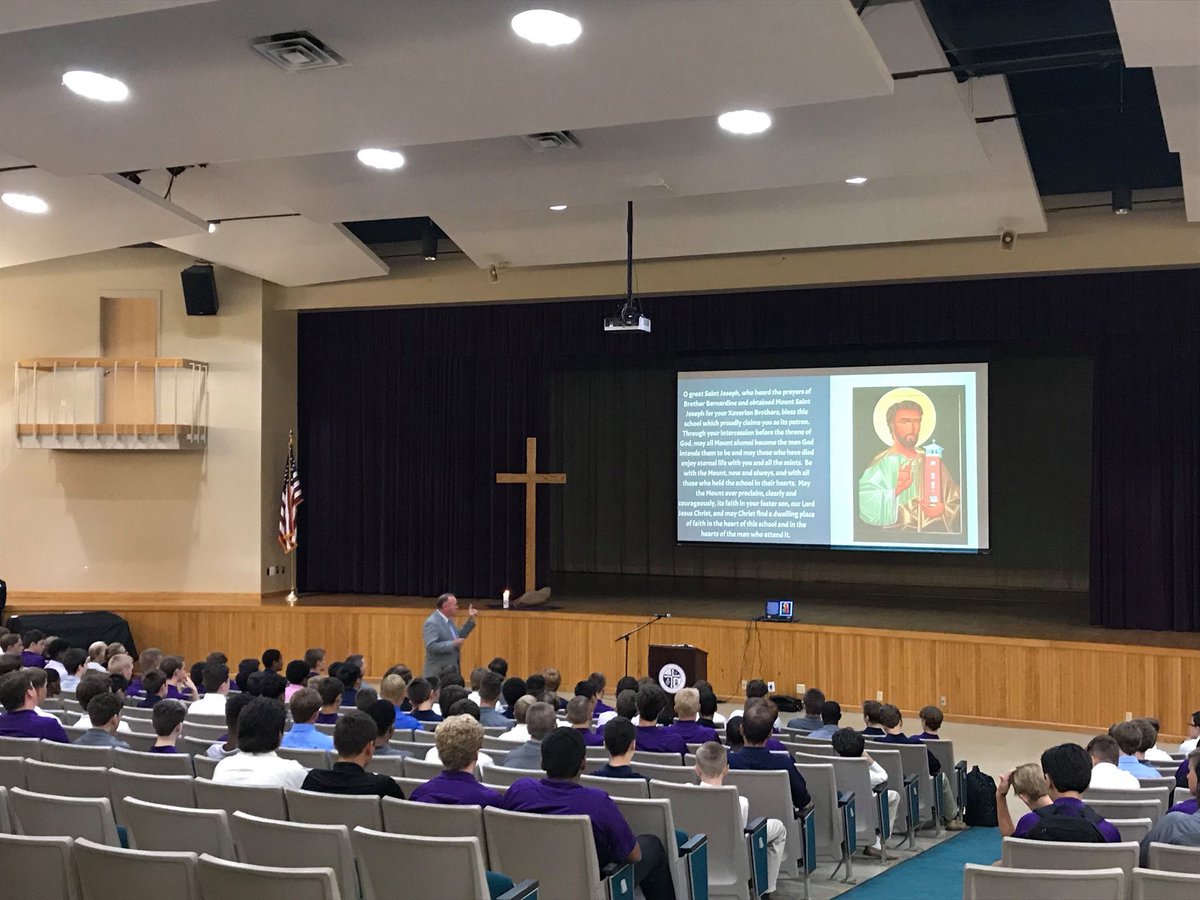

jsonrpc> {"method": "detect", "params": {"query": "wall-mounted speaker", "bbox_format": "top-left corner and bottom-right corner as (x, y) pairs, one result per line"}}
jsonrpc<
(181, 263), (219, 315)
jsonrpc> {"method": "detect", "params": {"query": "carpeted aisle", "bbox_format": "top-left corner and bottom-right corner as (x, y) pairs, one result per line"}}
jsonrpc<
(838, 828), (1001, 899)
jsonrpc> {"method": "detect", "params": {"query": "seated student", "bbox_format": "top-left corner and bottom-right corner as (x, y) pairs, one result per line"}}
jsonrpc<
(503, 728), (675, 899)
(1, 633), (24, 660)
(160, 656), (196, 700)
(1180, 711), (1200, 756)
(59, 647), (88, 692)
(1001, 743), (1121, 842)
(498, 675), (524, 714)
(207, 691), (254, 760)
(477, 671), (511, 728)
(914, 705), (945, 741)
(75, 692), (130, 748)
(465, 666), (488, 706)
(213, 697), (308, 789)
(282, 660), (309, 701)
(150, 699), (188, 753)
(338, 664), (363, 708)
(437, 684), (470, 719)
(408, 677), (443, 723)
(1139, 748), (1200, 864)
(85, 641), (108, 672)
(1137, 717), (1175, 763)
(729, 702), (811, 809)
(696, 687), (722, 731)
(137, 670), (169, 708)
(107, 653), (134, 688)
(743, 697), (791, 752)
(592, 717), (645, 780)
(996, 763), (1053, 837)
(424, 700), (496, 767)
(500, 701), (558, 769)
(725, 716), (745, 752)
(590, 672), (613, 716)
(499, 695), (536, 743)
(312, 676), (345, 725)
(667, 687), (719, 745)
(0, 670), (69, 741)
(524, 673), (547, 702)
(860, 700), (885, 736)
(412, 714), (506, 807)
(281, 687), (335, 751)
(186, 663), (230, 718)
(0, 656), (20, 679)
(787, 688), (827, 732)
(1088, 734), (1141, 789)
(1109, 720), (1161, 778)
(261, 648), (283, 674)
(24, 668), (58, 720)
(304, 647), (327, 680)
(875, 702), (963, 829)
(380, 674), (422, 731)
(542, 667), (566, 710)
(233, 659), (259, 693)
(806, 701), (843, 740)
(19, 630), (47, 668)
(364, 699), (412, 759)
(300, 711), (405, 798)
(127, 648), (161, 696)
(565, 695), (606, 746)
(598, 677), (639, 728)
(71, 672), (134, 734)
(633, 686), (688, 756)
(833, 727), (900, 857)
(695, 740), (788, 895)
(43, 638), (71, 679)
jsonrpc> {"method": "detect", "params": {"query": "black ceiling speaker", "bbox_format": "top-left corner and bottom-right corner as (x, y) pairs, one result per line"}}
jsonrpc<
(181, 263), (219, 316)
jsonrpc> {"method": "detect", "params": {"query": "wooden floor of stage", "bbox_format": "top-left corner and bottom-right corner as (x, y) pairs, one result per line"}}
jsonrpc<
(281, 573), (1200, 650)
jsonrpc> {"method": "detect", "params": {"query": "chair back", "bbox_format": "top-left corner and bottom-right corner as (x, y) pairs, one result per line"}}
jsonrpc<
(824, 755), (881, 845)
(922, 738), (958, 801)
(121, 732), (158, 753)
(964, 863), (1124, 899)
(865, 739), (935, 823)
(864, 747), (908, 834)
(632, 750), (684, 765)
(276, 746), (329, 769)
(285, 789), (383, 830)
(187, 713), (228, 729)
(1132, 868), (1200, 900)
(637, 762), (699, 784)
(650, 780), (749, 897)
(402, 757), (445, 780)
(412, 728), (437, 743)
(113, 747), (195, 775)
(191, 754), (220, 779)
(179, 736), (220, 756)
(353, 826), (491, 900)
(382, 797), (489, 862)
(484, 806), (605, 900)
(194, 777), (288, 820)
(392, 776), (426, 794)
(0, 832), (81, 900)
(363, 755), (406, 777)
(123, 717), (158, 735)
(73, 837), (201, 900)
(726, 768), (803, 879)
(0, 736), (42, 759)
(1108, 817), (1153, 843)
(1001, 837), (1138, 895)
(1137, 776), (1177, 790)
(0, 755), (26, 789)
(108, 769), (196, 826)
(1148, 842), (1200, 874)
(1084, 797), (1162, 822)
(612, 796), (694, 900)
(579, 774), (650, 798)
(794, 743), (837, 757)
(1085, 786), (1170, 819)
(196, 853), (339, 900)
(232, 811), (358, 900)
(24, 759), (111, 798)
(481, 736), (513, 752)
(182, 723), (226, 741)
(9, 787), (120, 846)
(794, 762), (843, 861)
(481, 766), (542, 789)
(41, 742), (114, 768)
(124, 796), (236, 858)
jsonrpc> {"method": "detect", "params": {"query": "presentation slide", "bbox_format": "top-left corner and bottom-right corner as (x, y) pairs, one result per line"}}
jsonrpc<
(677, 364), (988, 551)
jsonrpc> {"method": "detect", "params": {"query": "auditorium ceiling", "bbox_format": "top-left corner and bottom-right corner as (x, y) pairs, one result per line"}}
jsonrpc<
(0, 0), (1192, 284)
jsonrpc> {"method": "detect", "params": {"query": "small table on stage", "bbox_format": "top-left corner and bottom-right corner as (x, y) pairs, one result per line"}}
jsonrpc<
(649, 644), (707, 694)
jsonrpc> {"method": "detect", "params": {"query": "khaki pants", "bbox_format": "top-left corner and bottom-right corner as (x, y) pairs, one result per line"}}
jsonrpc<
(764, 817), (788, 893)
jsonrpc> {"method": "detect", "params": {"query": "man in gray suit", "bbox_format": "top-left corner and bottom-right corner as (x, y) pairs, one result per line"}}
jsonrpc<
(422, 592), (478, 677)
(499, 702), (557, 769)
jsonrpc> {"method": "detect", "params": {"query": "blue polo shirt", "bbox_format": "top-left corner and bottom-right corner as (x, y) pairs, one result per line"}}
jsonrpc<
(501, 778), (636, 870)
(281, 722), (334, 750)
(1118, 755), (1161, 779)
(411, 770), (504, 808)
(392, 706), (421, 731)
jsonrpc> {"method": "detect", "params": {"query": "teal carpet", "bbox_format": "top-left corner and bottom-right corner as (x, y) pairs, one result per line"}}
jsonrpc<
(839, 828), (1001, 900)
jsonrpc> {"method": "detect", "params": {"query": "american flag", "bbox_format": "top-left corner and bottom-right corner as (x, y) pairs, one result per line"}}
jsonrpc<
(278, 437), (303, 554)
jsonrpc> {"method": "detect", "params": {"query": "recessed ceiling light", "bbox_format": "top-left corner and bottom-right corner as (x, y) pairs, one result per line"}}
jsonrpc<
(717, 109), (772, 135)
(62, 70), (129, 102)
(845, 176), (868, 185)
(2, 192), (49, 214)
(207, 222), (218, 234)
(511, 9), (582, 46)
(549, 204), (567, 211)
(356, 148), (406, 170)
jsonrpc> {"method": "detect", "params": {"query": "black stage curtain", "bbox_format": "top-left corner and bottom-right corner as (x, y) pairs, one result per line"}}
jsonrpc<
(298, 268), (1200, 631)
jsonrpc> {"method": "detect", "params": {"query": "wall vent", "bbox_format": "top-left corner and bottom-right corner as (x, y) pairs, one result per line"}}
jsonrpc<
(519, 131), (582, 153)
(251, 31), (348, 72)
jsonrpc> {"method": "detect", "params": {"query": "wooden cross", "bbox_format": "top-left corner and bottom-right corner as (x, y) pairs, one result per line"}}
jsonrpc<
(496, 437), (566, 595)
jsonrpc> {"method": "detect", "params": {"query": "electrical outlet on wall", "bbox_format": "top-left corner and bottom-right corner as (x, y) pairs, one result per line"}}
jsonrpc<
(939, 696), (947, 707)
(767, 681), (776, 692)
(795, 683), (805, 694)
(1125, 711), (1133, 721)
(876, 690), (884, 701)
(741, 680), (748, 690)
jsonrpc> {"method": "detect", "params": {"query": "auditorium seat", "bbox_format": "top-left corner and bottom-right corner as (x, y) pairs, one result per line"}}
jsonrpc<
(632, 750), (685, 765)
(382, 797), (490, 861)
(794, 744), (836, 757)
(196, 853), (340, 900)
(865, 739), (942, 831)
(1085, 797), (1164, 824)
(109, 770), (195, 826)
(820, 754), (891, 864)
(121, 731), (158, 753)
(0, 784), (10, 832)
(123, 717), (157, 735)
(24, 759), (110, 798)
(9, 787), (120, 846)
(636, 762), (699, 784)
(579, 773), (650, 798)
(1086, 786), (1171, 819)
(124, 797), (236, 859)
(1001, 837), (1138, 898)
(481, 765), (542, 789)
(403, 757), (448, 780)
(612, 795), (708, 900)
(41, 742), (114, 767)
(194, 777), (288, 821)
(413, 728), (437, 742)
(285, 788), (383, 831)
(276, 746), (331, 768)
(0, 736), (42, 759)
(1108, 817), (1154, 843)
(1137, 776), (1177, 791)
(0, 755), (27, 789)
(726, 768), (808, 881)
(179, 736), (220, 755)
(855, 746), (912, 846)
(191, 754), (219, 779)
(1148, 842), (1200, 874)
(921, 737), (967, 817)
(1132, 868), (1200, 900)
(121, 707), (154, 721)
(0, 832), (81, 900)
(181, 722), (226, 742)
(584, 745), (608, 760)
(114, 746), (196, 775)
(73, 836), (201, 900)
(583, 756), (608, 774)
(963, 864), (1124, 900)
(793, 761), (854, 881)
(363, 755), (406, 777)
(231, 811), (359, 900)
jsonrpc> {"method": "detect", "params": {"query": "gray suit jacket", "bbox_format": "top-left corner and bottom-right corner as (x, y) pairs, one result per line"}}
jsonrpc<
(501, 740), (543, 770)
(421, 610), (476, 677)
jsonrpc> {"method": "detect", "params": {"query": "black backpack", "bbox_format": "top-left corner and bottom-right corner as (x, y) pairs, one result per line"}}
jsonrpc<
(1023, 802), (1107, 843)
(963, 766), (998, 827)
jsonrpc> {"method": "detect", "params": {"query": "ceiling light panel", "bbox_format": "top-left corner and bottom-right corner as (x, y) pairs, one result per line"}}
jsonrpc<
(62, 70), (129, 102)
(1, 191), (49, 213)
(511, 9), (581, 46)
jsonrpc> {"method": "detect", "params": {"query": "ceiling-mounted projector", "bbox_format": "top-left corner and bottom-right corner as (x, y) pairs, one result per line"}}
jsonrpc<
(604, 313), (651, 332)
(605, 200), (650, 334)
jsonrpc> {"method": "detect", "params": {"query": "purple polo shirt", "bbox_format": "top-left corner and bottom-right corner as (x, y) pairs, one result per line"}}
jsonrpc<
(0, 709), (68, 742)
(669, 720), (720, 744)
(1013, 797), (1122, 843)
(1169, 798), (1199, 816)
(410, 770), (505, 808)
(165, 685), (193, 701)
(593, 699), (614, 716)
(316, 711), (339, 725)
(632, 724), (687, 756)
(571, 726), (605, 747)
(765, 736), (788, 752)
(20, 651), (45, 668)
(127, 677), (144, 696)
(501, 778), (636, 869)
(149, 745), (179, 754)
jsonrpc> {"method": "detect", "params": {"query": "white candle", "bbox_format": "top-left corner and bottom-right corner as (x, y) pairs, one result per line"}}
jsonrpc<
(502, 589), (510, 609)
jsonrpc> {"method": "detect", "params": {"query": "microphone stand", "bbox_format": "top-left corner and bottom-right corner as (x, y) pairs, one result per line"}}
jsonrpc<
(615, 613), (668, 677)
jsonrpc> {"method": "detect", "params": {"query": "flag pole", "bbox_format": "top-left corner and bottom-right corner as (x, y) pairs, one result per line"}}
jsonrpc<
(285, 429), (299, 607)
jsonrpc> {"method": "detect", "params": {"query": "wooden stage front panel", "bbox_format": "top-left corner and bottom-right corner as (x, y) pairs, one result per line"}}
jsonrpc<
(57, 604), (1200, 741)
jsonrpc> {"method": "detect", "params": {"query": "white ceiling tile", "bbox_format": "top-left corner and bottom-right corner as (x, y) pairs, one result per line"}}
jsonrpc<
(0, 0), (214, 35)
(1111, 0), (1200, 67)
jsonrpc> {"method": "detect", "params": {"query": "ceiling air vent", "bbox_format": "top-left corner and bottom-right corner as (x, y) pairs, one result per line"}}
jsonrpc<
(519, 131), (582, 153)
(251, 31), (348, 72)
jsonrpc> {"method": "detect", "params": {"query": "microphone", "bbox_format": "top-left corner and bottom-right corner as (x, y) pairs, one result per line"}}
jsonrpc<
(655, 612), (672, 618)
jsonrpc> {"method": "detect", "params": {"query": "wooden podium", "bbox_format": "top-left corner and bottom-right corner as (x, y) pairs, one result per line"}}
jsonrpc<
(648, 644), (707, 694)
